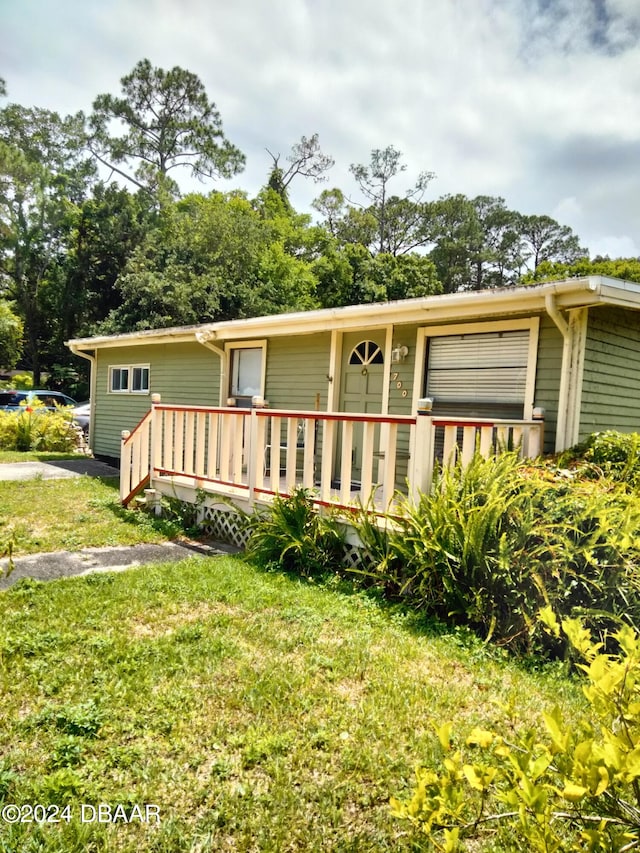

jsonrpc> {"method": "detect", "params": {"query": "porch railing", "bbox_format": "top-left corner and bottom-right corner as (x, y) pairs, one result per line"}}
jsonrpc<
(120, 396), (545, 510)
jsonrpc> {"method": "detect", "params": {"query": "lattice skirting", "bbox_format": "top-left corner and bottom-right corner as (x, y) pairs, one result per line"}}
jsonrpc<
(197, 504), (252, 550)
(189, 500), (371, 569)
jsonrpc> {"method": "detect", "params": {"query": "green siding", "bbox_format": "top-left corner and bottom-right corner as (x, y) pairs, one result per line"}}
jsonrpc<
(265, 333), (331, 411)
(532, 315), (563, 454)
(579, 307), (640, 439)
(94, 343), (220, 458)
(386, 326), (419, 488)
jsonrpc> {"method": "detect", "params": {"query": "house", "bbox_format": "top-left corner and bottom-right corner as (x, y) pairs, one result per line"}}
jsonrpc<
(67, 276), (640, 513)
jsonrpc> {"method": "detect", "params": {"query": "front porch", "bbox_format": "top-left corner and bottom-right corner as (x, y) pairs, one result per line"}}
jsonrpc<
(120, 395), (545, 517)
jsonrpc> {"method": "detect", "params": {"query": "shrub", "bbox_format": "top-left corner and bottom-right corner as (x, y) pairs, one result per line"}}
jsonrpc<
(356, 453), (535, 636)
(0, 405), (78, 452)
(12, 373), (33, 390)
(245, 488), (346, 577)
(391, 612), (640, 851)
(354, 453), (640, 654)
(560, 430), (640, 487)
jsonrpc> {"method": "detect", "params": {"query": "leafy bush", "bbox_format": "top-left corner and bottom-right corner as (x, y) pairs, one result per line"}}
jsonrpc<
(391, 612), (640, 851)
(356, 453), (535, 636)
(12, 373), (33, 390)
(0, 405), (78, 452)
(560, 430), (640, 487)
(354, 453), (640, 654)
(245, 488), (346, 577)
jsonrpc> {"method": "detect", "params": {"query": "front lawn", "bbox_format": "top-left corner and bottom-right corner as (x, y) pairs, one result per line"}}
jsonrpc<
(0, 477), (182, 555)
(0, 557), (582, 852)
(0, 451), (81, 463)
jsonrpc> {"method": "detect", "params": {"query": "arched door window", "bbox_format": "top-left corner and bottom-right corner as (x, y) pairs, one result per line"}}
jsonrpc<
(348, 341), (384, 366)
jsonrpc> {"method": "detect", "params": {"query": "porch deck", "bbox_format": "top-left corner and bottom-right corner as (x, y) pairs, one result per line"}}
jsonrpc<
(120, 396), (545, 516)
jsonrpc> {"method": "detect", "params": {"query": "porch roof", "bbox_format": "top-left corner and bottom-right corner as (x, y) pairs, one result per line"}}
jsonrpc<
(66, 275), (640, 351)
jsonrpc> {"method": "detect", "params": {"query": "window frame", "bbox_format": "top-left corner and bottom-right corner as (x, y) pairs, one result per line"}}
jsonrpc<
(226, 340), (267, 406)
(411, 318), (540, 419)
(108, 364), (150, 395)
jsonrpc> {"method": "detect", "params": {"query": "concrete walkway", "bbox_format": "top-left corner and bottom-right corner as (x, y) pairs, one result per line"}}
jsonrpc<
(0, 457), (120, 480)
(0, 540), (239, 590)
(0, 457), (240, 590)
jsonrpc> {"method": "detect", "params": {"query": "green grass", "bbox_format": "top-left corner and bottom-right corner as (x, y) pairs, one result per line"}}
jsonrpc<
(0, 477), (183, 554)
(0, 557), (583, 852)
(0, 451), (81, 463)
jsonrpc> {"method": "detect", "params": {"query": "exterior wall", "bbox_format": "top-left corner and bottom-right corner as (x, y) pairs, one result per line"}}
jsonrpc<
(579, 306), (640, 440)
(94, 342), (220, 459)
(91, 313), (571, 463)
(263, 332), (331, 411)
(531, 315), (563, 454)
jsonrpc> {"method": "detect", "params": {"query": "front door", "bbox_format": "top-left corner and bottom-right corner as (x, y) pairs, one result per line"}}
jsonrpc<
(338, 331), (386, 483)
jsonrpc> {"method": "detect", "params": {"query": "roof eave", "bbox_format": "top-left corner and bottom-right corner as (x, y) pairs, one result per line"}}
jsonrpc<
(65, 276), (640, 350)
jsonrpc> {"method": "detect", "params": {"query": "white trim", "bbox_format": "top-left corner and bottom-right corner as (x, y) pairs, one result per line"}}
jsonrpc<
(225, 340), (267, 403)
(327, 330), (341, 412)
(524, 317), (540, 419)
(564, 308), (588, 448)
(67, 277), (640, 351)
(381, 325), (393, 416)
(415, 317), (540, 417)
(108, 363), (150, 395)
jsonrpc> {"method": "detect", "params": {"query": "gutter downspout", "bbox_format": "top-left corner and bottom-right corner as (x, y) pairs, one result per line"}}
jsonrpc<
(544, 293), (571, 452)
(68, 345), (97, 450)
(195, 331), (227, 406)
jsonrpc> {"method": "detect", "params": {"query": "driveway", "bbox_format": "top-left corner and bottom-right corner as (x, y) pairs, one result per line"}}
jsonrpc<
(0, 455), (240, 589)
(0, 457), (120, 480)
(0, 540), (239, 590)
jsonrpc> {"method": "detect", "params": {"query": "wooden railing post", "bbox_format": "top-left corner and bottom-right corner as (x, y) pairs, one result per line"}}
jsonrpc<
(246, 408), (258, 505)
(409, 408), (435, 502)
(151, 393), (162, 475)
(120, 430), (132, 502)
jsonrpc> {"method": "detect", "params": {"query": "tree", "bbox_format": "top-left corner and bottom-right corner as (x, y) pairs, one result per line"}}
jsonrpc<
(349, 145), (435, 255)
(42, 183), (153, 365)
(522, 255), (640, 284)
(99, 191), (319, 333)
(312, 242), (441, 308)
(0, 300), (22, 368)
(266, 133), (333, 192)
(89, 59), (245, 193)
(0, 106), (95, 382)
(0, 79), (6, 98)
(469, 196), (526, 289)
(425, 194), (481, 293)
(518, 213), (588, 270)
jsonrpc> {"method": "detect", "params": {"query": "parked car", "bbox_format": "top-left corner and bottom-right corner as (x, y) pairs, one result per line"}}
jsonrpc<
(72, 401), (90, 436)
(0, 390), (77, 412)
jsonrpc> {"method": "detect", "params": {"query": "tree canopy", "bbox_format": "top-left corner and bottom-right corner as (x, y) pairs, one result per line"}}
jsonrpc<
(0, 62), (623, 390)
(89, 59), (245, 193)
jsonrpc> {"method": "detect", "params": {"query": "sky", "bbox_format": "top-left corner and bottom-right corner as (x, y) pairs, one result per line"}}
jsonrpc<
(2, 0), (640, 259)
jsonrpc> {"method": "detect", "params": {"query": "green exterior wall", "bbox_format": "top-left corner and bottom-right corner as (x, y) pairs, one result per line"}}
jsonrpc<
(89, 314), (571, 463)
(264, 333), (331, 411)
(94, 342), (220, 459)
(579, 306), (640, 440)
(531, 315), (563, 454)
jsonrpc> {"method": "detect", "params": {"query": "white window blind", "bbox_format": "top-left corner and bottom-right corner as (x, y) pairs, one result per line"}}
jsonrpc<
(231, 347), (262, 398)
(425, 330), (529, 405)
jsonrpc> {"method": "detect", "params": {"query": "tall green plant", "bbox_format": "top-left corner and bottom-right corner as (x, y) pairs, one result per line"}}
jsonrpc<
(354, 452), (640, 654)
(356, 453), (541, 644)
(392, 612), (640, 851)
(245, 488), (346, 577)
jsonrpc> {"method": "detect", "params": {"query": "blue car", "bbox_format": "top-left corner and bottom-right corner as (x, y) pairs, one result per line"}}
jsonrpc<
(0, 390), (77, 412)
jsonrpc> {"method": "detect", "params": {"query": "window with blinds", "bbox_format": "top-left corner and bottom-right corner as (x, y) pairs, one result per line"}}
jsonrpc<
(424, 329), (530, 418)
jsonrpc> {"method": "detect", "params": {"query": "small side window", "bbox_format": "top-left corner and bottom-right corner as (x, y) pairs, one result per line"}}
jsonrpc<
(109, 365), (149, 394)
(111, 367), (129, 392)
(132, 367), (149, 393)
(227, 343), (266, 407)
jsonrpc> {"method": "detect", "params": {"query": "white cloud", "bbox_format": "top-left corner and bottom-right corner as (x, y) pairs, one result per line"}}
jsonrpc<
(2, 0), (640, 258)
